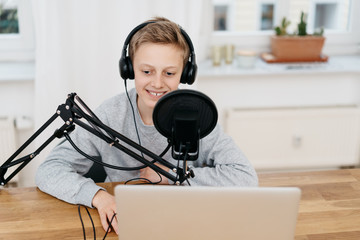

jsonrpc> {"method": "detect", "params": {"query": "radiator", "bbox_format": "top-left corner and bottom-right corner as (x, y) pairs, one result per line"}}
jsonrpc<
(0, 116), (18, 183)
(225, 106), (360, 170)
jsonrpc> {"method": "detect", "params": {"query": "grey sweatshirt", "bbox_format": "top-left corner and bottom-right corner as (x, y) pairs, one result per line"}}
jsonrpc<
(36, 88), (258, 207)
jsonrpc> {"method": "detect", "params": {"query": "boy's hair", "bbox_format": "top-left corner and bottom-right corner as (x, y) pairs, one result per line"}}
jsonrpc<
(129, 17), (190, 69)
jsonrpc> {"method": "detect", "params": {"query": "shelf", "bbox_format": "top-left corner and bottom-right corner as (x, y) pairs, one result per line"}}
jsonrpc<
(198, 55), (360, 78)
(260, 53), (329, 63)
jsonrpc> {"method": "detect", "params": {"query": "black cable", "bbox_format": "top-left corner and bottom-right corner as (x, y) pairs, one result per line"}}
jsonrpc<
(124, 80), (145, 159)
(124, 177), (153, 185)
(182, 150), (191, 186)
(159, 141), (171, 157)
(102, 212), (117, 240)
(85, 206), (96, 240)
(78, 205), (87, 240)
(124, 173), (163, 185)
(174, 144), (183, 184)
(66, 85), (187, 184)
(78, 205), (117, 240)
(64, 133), (146, 171)
(123, 163), (164, 185)
(78, 205), (96, 240)
(123, 80), (166, 185)
(65, 131), (166, 184)
(173, 145), (192, 185)
(182, 147), (191, 186)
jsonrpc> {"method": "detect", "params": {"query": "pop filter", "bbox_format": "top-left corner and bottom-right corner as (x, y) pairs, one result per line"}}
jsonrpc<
(153, 89), (218, 161)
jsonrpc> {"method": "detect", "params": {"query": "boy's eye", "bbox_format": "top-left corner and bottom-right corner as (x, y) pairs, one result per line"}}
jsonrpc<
(143, 70), (151, 74)
(166, 72), (175, 76)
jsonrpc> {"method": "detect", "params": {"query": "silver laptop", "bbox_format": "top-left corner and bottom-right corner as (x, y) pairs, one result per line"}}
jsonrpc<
(115, 185), (301, 240)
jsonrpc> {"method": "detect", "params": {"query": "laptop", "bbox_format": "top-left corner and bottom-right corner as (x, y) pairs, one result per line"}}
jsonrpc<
(115, 185), (301, 240)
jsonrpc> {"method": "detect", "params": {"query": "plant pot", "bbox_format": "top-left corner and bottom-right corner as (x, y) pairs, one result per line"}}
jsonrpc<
(271, 35), (326, 61)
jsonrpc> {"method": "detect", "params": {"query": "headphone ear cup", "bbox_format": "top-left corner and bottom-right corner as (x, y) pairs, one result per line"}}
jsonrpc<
(180, 62), (190, 84)
(119, 56), (128, 80)
(119, 56), (135, 80)
(180, 61), (197, 85)
(126, 57), (135, 80)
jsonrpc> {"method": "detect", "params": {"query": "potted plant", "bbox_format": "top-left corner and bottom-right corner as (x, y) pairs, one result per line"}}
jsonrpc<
(268, 12), (326, 62)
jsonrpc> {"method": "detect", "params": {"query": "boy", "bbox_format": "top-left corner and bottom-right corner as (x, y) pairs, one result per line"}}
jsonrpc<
(36, 17), (258, 234)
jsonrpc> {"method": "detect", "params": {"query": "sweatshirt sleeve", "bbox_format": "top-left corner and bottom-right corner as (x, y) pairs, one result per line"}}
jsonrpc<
(35, 121), (105, 208)
(187, 125), (258, 187)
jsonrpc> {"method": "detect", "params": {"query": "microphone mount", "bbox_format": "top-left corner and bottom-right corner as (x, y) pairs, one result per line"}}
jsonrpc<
(0, 93), (195, 186)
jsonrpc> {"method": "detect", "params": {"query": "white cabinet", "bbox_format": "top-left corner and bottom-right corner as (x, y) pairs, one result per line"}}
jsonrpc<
(225, 107), (360, 170)
(197, 56), (360, 170)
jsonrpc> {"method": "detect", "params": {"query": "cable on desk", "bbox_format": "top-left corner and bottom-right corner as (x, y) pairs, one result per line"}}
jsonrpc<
(124, 169), (163, 185)
(103, 212), (117, 240)
(78, 205), (96, 240)
(78, 205), (117, 240)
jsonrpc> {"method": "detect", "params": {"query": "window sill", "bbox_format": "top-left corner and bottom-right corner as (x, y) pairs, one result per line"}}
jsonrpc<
(198, 55), (360, 78)
(0, 61), (35, 82)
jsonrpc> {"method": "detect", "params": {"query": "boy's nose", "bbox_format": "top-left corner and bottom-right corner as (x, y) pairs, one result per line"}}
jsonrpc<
(151, 74), (164, 88)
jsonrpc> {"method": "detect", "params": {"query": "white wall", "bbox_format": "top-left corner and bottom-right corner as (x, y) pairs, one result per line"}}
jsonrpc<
(0, 63), (35, 187)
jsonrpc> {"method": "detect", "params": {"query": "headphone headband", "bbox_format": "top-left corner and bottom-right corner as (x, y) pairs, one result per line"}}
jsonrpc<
(119, 21), (197, 85)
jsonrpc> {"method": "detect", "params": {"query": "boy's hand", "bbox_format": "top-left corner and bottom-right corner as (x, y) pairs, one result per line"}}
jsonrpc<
(92, 190), (118, 235)
(140, 163), (169, 184)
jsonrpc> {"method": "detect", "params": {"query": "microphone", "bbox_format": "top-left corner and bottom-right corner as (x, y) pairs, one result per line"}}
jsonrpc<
(153, 89), (218, 161)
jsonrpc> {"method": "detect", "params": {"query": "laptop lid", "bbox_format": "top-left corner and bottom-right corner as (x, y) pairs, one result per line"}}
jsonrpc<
(115, 185), (301, 240)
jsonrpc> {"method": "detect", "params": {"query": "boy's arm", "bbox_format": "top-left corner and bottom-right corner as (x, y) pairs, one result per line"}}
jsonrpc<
(35, 126), (104, 207)
(187, 125), (258, 187)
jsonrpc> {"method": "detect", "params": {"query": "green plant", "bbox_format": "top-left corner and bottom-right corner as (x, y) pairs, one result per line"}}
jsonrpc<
(274, 17), (291, 36)
(274, 11), (324, 37)
(297, 12), (307, 36)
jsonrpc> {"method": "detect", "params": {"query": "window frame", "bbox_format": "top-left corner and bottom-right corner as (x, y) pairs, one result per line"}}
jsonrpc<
(256, 0), (277, 31)
(211, 0), (360, 55)
(307, 0), (351, 33)
(0, 0), (34, 61)
(213, 0), (236, 31)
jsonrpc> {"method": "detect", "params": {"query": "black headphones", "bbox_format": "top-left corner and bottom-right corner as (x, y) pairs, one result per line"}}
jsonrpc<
(119, 21), (197, 85)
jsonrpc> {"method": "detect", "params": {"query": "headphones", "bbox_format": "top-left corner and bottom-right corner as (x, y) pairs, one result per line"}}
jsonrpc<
(119, 21), (197, 85)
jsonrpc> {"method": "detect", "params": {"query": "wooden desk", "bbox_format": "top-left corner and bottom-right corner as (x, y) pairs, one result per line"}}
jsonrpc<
(1, 169), (360, 240)
(0, 182), (118, 240)
(258, 169), (360, 240)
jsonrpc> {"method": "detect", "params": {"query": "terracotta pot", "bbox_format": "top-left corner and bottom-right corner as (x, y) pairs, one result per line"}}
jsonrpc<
(271, 35), (325, 61)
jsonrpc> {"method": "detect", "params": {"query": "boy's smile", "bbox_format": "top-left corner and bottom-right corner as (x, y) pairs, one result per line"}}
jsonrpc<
(133, 43), (184, 125)
(147, 90), (166, 97)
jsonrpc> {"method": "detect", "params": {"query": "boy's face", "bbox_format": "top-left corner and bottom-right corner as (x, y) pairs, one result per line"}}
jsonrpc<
(133, 43), (184, 119)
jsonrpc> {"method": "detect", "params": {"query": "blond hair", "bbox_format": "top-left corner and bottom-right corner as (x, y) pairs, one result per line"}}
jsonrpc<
(129, 17), (190, 68)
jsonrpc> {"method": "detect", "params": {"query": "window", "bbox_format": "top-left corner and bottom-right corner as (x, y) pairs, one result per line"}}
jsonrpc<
(0, 0), (19, 34)
(314, 3), (337, 29)
(213, 0), (236, 31)
(211, 0), (359, 55)
(260, 3), (275, 30)
(213, 0), (277, 32)
(309, 0), (351, 32)
(214, 5), (228, 31)
(0, 0), (34, 61)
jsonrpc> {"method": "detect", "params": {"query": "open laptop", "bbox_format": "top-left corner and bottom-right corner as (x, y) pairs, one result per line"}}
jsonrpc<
(115, 185), (301, 240)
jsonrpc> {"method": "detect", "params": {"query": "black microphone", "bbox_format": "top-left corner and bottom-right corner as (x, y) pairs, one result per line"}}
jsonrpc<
(153, 89), (218, 161)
